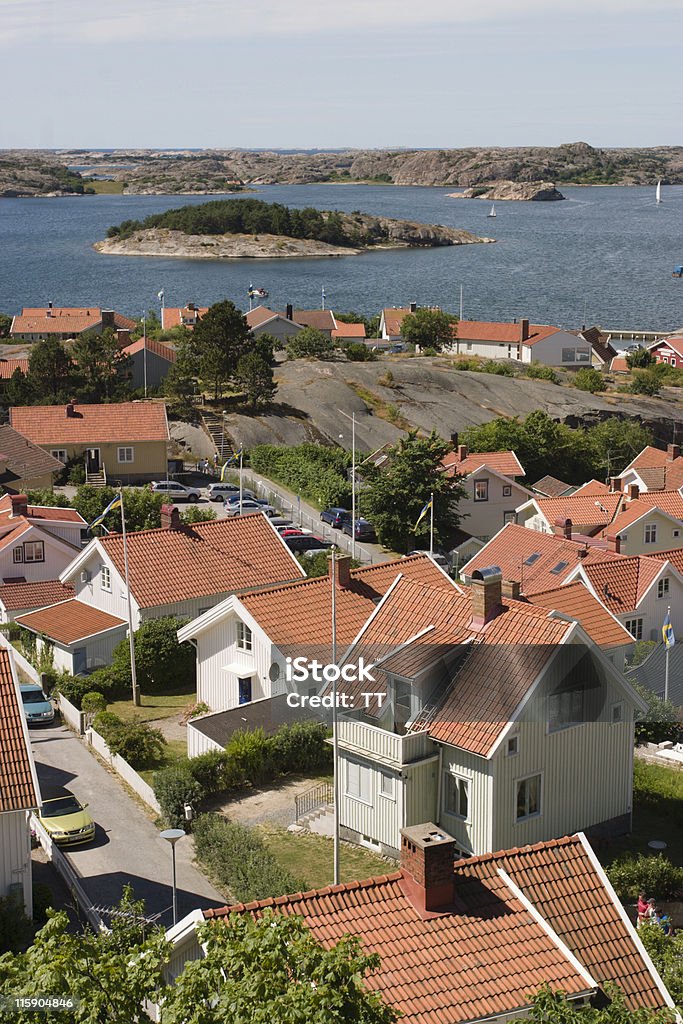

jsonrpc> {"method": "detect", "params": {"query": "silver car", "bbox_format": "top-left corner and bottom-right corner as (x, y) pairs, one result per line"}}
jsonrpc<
(226, 500), (275, 517)
(150, 480), (200, 502)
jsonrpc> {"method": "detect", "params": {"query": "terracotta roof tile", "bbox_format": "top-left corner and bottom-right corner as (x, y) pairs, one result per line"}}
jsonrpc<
(443, 449), (524, 478)
(454, 320), (560, 345)
(161, 306), (208, 330)
(10, 401), (169, 445)
(0, 648), (40, 813)
(122, 337), (177, 362)
(527, 582), (633, 649)
(532, 492), (624, 531)
(651, 337), (683, 361)
(0, 424), (65, 483)
(578, 556), (663, 614)
(0, 579), (74, 612)
(244, 307), (278, 328)
(637, 490), (683, 518)
(331, 322), (366, 339)
(573, 479), (611, 495)
(0, 359), (29, 378)
(624, 445), (673, 472)
(12, 308), (136, 335)
(17, 599), (126, 644)
(381, 307), (412, 336)
(532, 474), (573, 497)
(0, 494), (84, 525)
(202, 834), (669, 1020)
(97, 513), (305, 609)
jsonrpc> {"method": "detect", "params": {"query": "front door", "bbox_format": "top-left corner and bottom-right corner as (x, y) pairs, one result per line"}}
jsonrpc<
(238, 677), (252, 705)
(86, 448), (101, 473)
(73, 647), (87, 675)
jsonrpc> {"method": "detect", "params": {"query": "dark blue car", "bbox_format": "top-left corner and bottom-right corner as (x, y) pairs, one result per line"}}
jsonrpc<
(341, 517), (377, 542)
(319, 507), (350, 528)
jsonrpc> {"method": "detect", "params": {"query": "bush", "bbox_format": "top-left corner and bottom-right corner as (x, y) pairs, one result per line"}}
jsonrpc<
(630, 370), (661, 395)
(193, 814), (306, 903)
(632, 680), (680, 745)
(526, 363), (560, 384)
(92, 710), (125, 742)
(481, 360), (515, 376)
(270, 722), (332, 774)
(56, 668), (128, 709)
(344, 342), (376, 362)
(606, 853), (683, 901)
(225, 728), (273, 787)
(111, 617), (195, 694)
(0, 895), (34, 954)
(81, 692), (108, 715)
(107, 718), (166, 769)
(154, 763), (203, 828)
(626, 346), (653, 369)
(573, 367), (603, 393)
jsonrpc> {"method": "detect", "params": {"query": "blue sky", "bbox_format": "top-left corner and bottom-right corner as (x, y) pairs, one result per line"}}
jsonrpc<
(0, 0), (680, 149)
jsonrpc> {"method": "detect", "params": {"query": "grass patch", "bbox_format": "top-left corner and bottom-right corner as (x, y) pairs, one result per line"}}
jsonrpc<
(138, 739), (187, 786)
(259, 825), (394, 889)
(347, 383), (412, 430)
(106, 687), (195, 724)
(84, 179), (125, 194)
(602, 759), (683, 867)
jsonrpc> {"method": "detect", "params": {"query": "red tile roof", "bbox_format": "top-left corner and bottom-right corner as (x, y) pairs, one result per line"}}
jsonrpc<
(610, 355), (629, 373)
(161, 306), (208, 330)
(527, 581), (634, 649)
(462, 523), (624, 595)
(0, 579), (74, 612)
(12, 308), (136, 335)
(0, 494), (84, 525)
(0, 648), (40, 813)
(244, 307), (278, 328)
(16, 599), (126, 644)
(454, 320), (560, 346)
(573, 479), (610, 495)
(0, 522), (32, 553)
(0, 359), (29, 378)
(442, 449), (524, 478)
(650, 337), (683, 361)
(381, 307), (411, 336)
(202, 833), (669, 1019)
(10, 401), (169, 445)
(623, 445), (675, 472)
(531, 492), (625, 532)
(577, 555), (664, 615)
(122, 337), (177, 362)
(96, 513), (305, 609)
(332, 322), (366, 339)
(637, 490), (683, 518)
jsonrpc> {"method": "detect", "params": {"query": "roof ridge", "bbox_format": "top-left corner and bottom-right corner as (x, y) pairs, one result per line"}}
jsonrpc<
(206, 871), (404, 915)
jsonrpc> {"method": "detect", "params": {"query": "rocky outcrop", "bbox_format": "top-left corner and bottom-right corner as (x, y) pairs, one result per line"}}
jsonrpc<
(449, 181), (565, 201)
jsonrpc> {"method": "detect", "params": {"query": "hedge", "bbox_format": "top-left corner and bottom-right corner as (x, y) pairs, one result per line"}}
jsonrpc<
(92, 711), (166, 770)
(55, 668), (130, 709)
(193, 814), (306, 903)
(607, 853), (683, 902)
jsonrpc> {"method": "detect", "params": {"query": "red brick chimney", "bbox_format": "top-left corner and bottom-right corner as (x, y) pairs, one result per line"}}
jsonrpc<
(609, 476), (623, 493)
(160, 504), (182, 530)
(667, 444), (680, 462)
(501, 579), (522, 600)
(627, 483), (639, 500)
(470, 566), (502, 629)
(399, 823), (456, 915)
(606, 533), (621, 554)
(9, 494), (28, 518)
(101, 309), (115, 330)
(519, 318), (530, 343)
(457, 444), (468, 463)
(553, 516), (572, 541)
(329, 552), (352, 588)
(65, 401), (76, 417)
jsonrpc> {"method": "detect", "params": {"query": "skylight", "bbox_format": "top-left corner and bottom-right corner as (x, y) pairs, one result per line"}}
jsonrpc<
(524, 552), (541, 565)
(550, 561), (569, 575)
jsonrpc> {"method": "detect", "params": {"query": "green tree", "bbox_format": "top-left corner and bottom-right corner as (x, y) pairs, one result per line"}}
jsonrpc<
(640, 922), (683, 1009)
(181, 505), (217, 524)
(360, 430), (465, 552)
(401, 308), (458, 352)
(586, 419), (652, 480)
(112, 616), (195, 693)
(631, 680), (680, 745)
(630, 370), (661, 396)
(191, 300), (251, 398)
(72, 328), (132, 402)
(162, 911), (399, 1024)
(162, 336), (200, 417)
(5, 368), (35, 406)
(626, 347), (654, 369)
(0, 313), (12, 338)
(286, 326), (335, 360)
(529, 982), (674, 1022)
(573, 367), (604, 393)
(27, 338), (75, 401)
(73, 486), (164, 533)
(234, 352), (277, 409)
(252, 332), (279, 365)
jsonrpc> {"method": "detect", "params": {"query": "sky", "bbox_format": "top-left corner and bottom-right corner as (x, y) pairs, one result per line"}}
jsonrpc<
(0, 0), (681, 150)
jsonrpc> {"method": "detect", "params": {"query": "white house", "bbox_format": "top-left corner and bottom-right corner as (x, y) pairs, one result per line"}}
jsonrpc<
(0, 647), (41, 916)
(618, 443), (683, 494)
(0, 495), (83, 586)
(0, 493), (86, 549)
(331, 569), (645, 859)
(442, 445), (529, 542)
(0, 579), (74, 624)
(16, 599), (128, 676)
(451, 318), (596, 367)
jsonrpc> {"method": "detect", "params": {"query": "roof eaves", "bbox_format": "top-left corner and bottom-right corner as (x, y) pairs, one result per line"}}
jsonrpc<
(8, 650), (42, 811)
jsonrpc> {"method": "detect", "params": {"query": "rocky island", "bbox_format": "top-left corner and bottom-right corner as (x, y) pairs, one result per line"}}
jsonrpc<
(94, 198), (493, 259)
(448, 180), (565, 201)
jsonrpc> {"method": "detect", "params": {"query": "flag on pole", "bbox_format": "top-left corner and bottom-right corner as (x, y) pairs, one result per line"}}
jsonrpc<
(662, 612), (675, 647)
(413, 497), (433, 532)
(157, 289), (164, 302)
(87, 493), (122, 532)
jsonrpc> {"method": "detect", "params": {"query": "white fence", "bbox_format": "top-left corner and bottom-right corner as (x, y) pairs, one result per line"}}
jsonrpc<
(30, 814), (103, 931)
(0, 631), (40, 684)
(57, 694), (85, 734)
(87, 727), (162, 815)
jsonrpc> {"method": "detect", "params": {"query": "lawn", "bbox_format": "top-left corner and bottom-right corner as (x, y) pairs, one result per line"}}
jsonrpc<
(106, 688), (195, 724)
(259, 824), (394, 890)
(138, 738), (187, 786)
(84, 179), (124, 194)
(601, 758), (683, 867)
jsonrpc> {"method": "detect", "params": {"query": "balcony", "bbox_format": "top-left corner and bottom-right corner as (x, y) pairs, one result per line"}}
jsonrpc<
(337, 718), (435, 767)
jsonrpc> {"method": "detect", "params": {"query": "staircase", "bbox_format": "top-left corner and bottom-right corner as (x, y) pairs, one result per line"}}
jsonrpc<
(201, 411), (235, 461)
(86, 472), (107, 488)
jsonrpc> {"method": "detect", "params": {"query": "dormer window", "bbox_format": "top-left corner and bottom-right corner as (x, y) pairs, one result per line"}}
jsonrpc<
(236, 620), (253, 652)
(658, 577), (670, 599)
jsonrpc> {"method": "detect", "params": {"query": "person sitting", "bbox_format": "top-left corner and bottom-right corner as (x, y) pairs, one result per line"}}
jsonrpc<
(637, 892), (650, 928)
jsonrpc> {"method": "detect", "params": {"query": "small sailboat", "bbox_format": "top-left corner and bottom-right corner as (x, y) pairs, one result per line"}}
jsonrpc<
(487, 203), (496, 218)
(656, 180), (662, 205)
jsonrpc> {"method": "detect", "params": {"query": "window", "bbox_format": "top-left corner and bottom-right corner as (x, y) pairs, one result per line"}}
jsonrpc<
(516, 774), (541, 822)
(502, 485), (512, 497)
(466, 342), (472, 351)
(444, 773), (469, 820)
(507, 735), (519, 756)
(23, 541), (44, 563)
(346, 760), (372, 804)
(611, 702), (624, 724)
(13, 546), (23, 563)
(548, 687), (585, 731)
(379, 772), (395, 799)
(51, 449), (68, 464)
(626, 617), (643, 640)
(101, 565), (111, 592)
(503, 511), (516, 525)
(576, 348), (590, 363)
(644, 523), (657, 544)
(658, 577), (670, 599)
(674, 530), (680, 539)
(474, 479), (489, 502)
(117, 447), (134, 464)
(236, 621), (253, 652)
(562, 348), (576, 363)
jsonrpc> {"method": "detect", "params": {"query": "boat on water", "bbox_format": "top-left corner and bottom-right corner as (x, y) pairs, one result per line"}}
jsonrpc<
(487, 203), (496, 218)
(673, 265), (683, 278)
(248, 285), (268, 298)
(656, 180), (662, 205)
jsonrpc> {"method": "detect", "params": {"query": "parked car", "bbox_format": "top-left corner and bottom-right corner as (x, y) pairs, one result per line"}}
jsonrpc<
(269, 517), (294, 530)
(405, 550), (450, 569)
(20, 683), (54, 726)
(36, 789), (95, 846)
(320, 507), (350, 528)
(341, 517), (377, 542)
(284, 534), (333, 554)
(150, 480), (200, 502)
(279, 527), (304, 537)
(224, 490), (255, 505)
(225, 500), (275, 517)
(206, 482), (240, 502)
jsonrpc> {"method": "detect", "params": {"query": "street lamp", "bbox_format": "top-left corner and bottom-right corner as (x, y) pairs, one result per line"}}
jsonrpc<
(160, 827), (186, 925)
(337, 410), (357, 559)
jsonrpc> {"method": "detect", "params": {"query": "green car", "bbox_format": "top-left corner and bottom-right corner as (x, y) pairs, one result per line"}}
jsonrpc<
(37, 789), (95, 846)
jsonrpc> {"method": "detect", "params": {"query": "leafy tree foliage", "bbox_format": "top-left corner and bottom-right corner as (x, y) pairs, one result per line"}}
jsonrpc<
(360, 431), (464, 553)
(287, 326), (335, 360)
(27, 338), (75, 401)
(93, 712), (166, 769)
(0, 312), (12, 338)
(71, 328), (132, 402)
(401, 308), (458, 351)
(639, 922), (683, 1009)
(573, 367), (604, 393)
(630, 370), (662, 396)
(112, 616), (195, 694)
(72, 485), (164, 532)
(180, 505), (217, 524)
(191, 300), (251, 398)
(162, 338), (199, 417)
(234, 352), (277, 409)
(528, 983), (673, 1022)
(344, 342), (377, 362)
(606, 853), (683, 902)
(250, 443), (351, 507)
(631, 680), (680, 745)
(626, 347), (654, 369)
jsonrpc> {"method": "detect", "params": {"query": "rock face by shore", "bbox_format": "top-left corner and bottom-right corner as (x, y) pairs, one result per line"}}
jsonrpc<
(448, 180), (565, 201)
(94, 217), (494, 259)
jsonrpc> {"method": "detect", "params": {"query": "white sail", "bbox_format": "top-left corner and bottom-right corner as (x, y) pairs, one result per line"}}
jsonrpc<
(488, 203), (496, 218)
(656, 180), (662, 204)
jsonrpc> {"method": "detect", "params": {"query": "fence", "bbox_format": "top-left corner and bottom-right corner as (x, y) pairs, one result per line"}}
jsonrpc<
(86, 727), (162, 815)
(0, 630), (40, 684)
(30, 814), (104, 932)
(295, 781), (334, 822)
(57, 693), (85, 734)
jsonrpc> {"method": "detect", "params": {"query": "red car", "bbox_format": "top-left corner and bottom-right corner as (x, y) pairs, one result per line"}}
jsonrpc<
(280, 528), (304, 537)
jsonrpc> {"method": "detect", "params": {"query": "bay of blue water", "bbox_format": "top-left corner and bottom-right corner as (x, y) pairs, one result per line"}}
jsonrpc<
(1, 184), (682, 331)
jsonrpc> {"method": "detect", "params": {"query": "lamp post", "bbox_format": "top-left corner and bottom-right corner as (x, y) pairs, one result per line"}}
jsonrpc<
(160, 828), (185, 925)
(142, 314), (148, 398)
(337, 409), (357, 560)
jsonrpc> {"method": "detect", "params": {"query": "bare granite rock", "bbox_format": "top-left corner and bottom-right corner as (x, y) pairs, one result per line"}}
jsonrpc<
(449, 180), (565, 201)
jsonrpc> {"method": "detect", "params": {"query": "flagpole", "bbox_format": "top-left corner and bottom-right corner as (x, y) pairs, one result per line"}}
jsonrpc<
(142, 314), (147, 399)
(351, 412), (356, 561)
(330, 546), (340, 885)
(665, 604), (671, 703)
(429, 491), (434, 556)
(239, 447), (243, 515)
(119, 489), (140, 707)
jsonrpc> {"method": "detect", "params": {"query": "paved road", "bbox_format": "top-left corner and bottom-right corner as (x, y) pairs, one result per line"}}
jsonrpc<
(31, 721), (226, 927)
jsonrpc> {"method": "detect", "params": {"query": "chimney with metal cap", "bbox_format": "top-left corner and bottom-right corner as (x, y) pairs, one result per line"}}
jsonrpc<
(400, 823), (456, 914)
(470, 565), (503, 628)
(409, 301), (417, 313)
(286, 303), (293, 321)
(554, 516), (572, 541)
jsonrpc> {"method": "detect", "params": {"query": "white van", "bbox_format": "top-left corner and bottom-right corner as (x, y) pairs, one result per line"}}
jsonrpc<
(206, 482), (241, 502)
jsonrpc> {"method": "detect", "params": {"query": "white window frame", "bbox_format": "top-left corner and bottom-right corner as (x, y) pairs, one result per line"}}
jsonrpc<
(23, 541), (45, 563)
(657, 577), (670, 599)
(474, 479), (489, 503)
(610, 702), (624, 725)
(443, 772), (470, 821)
(345, 759), (372, 805)
(117, 446), (134, 464)
(51, 449), (68, 464)
(644, 523), (657, 545)
(379, 771), (395, 800)
(515, 772), (542, 823)
(101, 565), (112, 592)
(236, 620), (253, 652)
(625, 617), (643, 641)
